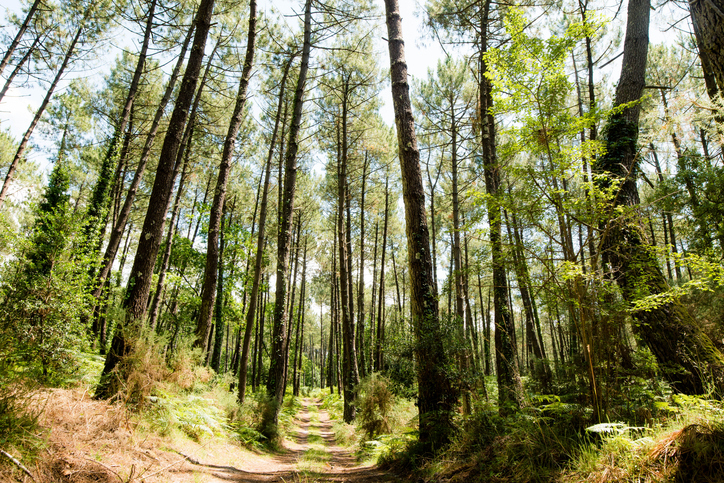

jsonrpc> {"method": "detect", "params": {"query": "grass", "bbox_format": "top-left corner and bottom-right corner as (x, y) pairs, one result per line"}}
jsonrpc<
(295, 397), (332, 476)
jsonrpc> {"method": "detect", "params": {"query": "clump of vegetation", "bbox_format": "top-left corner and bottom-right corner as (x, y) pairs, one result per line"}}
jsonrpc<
(0, 162), (91, 386)
(0, 374), (42, 467)
(357, 373), (394, 438)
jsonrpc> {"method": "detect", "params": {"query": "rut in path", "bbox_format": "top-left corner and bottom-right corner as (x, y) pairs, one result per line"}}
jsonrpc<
(172, 397), (401, 482)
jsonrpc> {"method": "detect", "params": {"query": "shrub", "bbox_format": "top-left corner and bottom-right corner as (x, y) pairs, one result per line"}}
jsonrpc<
(357, 373), (394, 439)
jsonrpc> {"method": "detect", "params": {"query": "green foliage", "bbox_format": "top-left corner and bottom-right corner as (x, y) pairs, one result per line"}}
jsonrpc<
(147, 391), (228, 441)
(0, 162), (91, 385)
(356, 373), (394, 439)
(564, 397), (724, 482)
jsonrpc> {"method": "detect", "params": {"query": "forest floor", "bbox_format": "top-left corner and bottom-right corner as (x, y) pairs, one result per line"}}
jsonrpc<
(20, 389), (402, 483)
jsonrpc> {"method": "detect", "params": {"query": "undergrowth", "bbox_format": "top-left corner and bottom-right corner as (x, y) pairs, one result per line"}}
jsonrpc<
(377, 388), (724, 483)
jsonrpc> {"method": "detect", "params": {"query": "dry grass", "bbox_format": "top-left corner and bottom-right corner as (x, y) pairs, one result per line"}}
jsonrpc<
(0, 387), (183, 483)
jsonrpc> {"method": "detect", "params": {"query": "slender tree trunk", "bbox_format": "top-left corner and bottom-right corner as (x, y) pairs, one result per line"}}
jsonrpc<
(1, 18), (85, 206)
(0, 33), (41, 104)
(375, 180), (389, 372)
(336, 79), (359, 422)
(384, 0), (457, 449)
(0, 0), (43, 82)
(83, 0), (158, 252)
(264, 0), (312, 436)
(357, 154), (368, 379)
(293, 237), (308, 396)
(327, 237), (338, 393)
(195, 0), (257, 350)
(477, 0), (523, 415)
(238, 55), (293, 403)
(210, 201), (230, 372)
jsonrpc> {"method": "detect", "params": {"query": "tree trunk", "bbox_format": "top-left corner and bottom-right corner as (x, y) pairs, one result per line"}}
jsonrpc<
(0, 33), (41, 104)
(357, 154), (368, 379)
(375, 179), (389, 372)
(95, 0), (216, 400)
(690, 0), (724, 100)
(596, 0), (724, 395)
(238, 55), (293, 403)
(337, 78), (359, 422)
(89, 21), (195, 309)
(82, 0), (158, 253)
(264, 0), (312, 437)
(195, 0), (257, 350)
(0, 0), (43, 82)
(384, 0), (458, 450)
(210, 201), (230, 372)
(148, 144), (190, 330)
(477, 0), (523, 415)
(1, 18), (85, 206)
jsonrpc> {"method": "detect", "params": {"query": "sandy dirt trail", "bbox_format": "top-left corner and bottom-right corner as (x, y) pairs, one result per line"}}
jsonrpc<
(166, 397), (401, 482)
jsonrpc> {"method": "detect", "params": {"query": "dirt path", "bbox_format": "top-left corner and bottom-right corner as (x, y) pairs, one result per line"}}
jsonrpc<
(166, 397), (401, 483)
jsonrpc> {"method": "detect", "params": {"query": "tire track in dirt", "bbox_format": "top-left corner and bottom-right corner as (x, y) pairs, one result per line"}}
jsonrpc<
(168, 397), (400, 482)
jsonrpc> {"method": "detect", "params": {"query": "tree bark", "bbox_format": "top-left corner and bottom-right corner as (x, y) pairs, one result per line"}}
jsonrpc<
(336, 77), (359, 422)
(195, 0), (257, 350)
(95, 0), (216, 400)
(383, 0), (458, 450)
(238, 54), (294, 404)
(477, 0), (523, 415)
(264, 0), (313, 437)
(690, 0), (724, 100)
(0, 0), (43, 82)
(89, 21), (195, 309)
(596, 0), (724, 395)
(82, 0), (158, 253)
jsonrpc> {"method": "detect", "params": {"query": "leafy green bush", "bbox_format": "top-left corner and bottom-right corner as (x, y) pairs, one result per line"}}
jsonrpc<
(357, 373), (394, 438)
(147, 390), (228, 441)
(0, 162), (91, 386)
